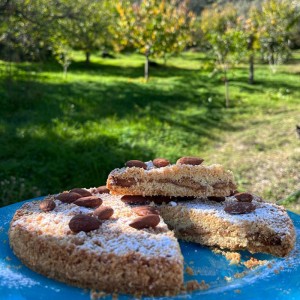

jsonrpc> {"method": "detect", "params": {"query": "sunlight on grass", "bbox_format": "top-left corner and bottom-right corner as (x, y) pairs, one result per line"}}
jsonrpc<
(0, 51), (299, 209)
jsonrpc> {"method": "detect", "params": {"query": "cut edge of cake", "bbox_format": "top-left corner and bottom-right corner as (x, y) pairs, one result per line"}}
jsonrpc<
(157, 197), (296, 257)
(107, 160), (237, 197)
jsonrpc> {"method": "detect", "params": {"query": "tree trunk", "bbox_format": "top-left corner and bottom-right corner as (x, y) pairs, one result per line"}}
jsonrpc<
(270, 51), (275, 65)
(225, 79), (229, 108)
(163, 54), (167, 65)
(224, 67), (229, 108)
(86, 51), (90, 64)
(63, 65), (68, 79)
(249, 53), (254, 84)
(145, 54), (149, 82)
(248, 35), (255, 85)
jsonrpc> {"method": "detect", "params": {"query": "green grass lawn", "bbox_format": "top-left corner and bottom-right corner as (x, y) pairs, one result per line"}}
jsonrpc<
(0, 51), (299, 211)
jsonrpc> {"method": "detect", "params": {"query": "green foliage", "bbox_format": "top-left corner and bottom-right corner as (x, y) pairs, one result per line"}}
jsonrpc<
(0, 0), (114, 66)
(51, 43), (73, 78)
(200, 3), (247, 69)
(200, 3), (248, 106)
(115, 0), (195, 58)
(0, 1), (50, 61)
(62, 0), (114, 60)
(251, 0), (300, 71)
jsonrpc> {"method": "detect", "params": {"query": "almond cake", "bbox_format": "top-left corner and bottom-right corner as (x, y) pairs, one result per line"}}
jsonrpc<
(9, 192), (184, 296)
(8, 156), (296, 296)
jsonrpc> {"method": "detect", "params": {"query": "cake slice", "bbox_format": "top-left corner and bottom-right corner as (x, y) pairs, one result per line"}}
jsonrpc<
(157, 196), (296, 257)
(9, 192), (183, 296)
(114, 191), (295, 257)
(107, 157), (236, 197)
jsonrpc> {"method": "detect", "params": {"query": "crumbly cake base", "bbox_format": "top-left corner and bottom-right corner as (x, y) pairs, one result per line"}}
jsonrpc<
(9, 194), (183, 296)
(9, 192), (296, 297)
(158, 197), (296, 257)
(107, 163), (236, 197)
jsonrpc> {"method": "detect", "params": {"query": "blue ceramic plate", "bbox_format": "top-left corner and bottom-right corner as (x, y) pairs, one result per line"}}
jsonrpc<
(1, 198), (299, 300)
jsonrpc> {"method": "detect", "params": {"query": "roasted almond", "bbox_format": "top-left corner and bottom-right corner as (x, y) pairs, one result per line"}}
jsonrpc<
(125, 160), (147, 169)
(95, 185), (110, 194)
(69, 214), (101, 233)
(93, 206), (114, 220)
(224, 202), (256, 215)
(69, 188), (92, 197)
(132, 206), (160, 216)
(153, 158), (170, 168)
(56, 192), (81, 203)
(74, 196), (102, 208)
(129, 214), (160, 229)
(176, 156), (204, 166)
(234, 192), (253, 202)
(207, 196), (226, 202)
(121, 195), (150, 205)
(39, 198), (56, 212)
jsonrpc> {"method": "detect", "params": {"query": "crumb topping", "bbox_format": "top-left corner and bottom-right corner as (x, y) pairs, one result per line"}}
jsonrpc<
(177, 197), (292, 238)
(243, 257), (267, 269)
(11, 193), (181, 260)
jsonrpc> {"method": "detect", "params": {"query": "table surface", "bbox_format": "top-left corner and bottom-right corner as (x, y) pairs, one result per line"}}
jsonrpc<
(1, 198), (300, 300)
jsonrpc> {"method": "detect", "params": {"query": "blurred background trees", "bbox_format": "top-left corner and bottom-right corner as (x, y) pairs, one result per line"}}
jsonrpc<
(252, 0), (300, 73)
(1, 0), (299, 80)
(115, 0), (195, 81)
(1, 1), (299, 69)
(200, 3), (248, 107)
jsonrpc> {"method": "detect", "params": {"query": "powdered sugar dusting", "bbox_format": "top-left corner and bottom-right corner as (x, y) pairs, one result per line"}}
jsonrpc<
(0, 262), (39, 288)
(11, 194), (181, 260)
(180, 197), (293, 237)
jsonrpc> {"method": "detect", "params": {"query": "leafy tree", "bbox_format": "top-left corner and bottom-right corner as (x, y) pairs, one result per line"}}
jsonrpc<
(115, 0), (195, 81)
(252, 0), (299, 73)
(0, 1), (77, 63)
(200, 3), (247, 107)
(1, 0), (114, 71)
(63, 0), (114, 64)
(158, 0), (196, 64)
(51, 37), (73, 78)
(0, 1), (48, 62)
(240, 8), (261, 84)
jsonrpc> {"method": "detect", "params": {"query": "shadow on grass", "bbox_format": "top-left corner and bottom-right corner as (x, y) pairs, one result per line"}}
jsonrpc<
(12, 59), (211, 79)
(230, 77), (300, 94)
(0, 61), (241, 204)
(0, 131), (153, 207)
(0, 74), (229, 130)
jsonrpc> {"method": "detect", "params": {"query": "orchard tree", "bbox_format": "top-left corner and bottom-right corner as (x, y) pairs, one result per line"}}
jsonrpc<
(51, 36), (73, 78)
(65, 0), (114, 64)
(241, 9), (261, 85)
(200, 3), (247, 107)
(1, 0), (114, 67)
(115, 0), (195, 81)
(252, 0), (299, 73)
(158, 0), (196, 64)
(0, 1), (53, 61)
